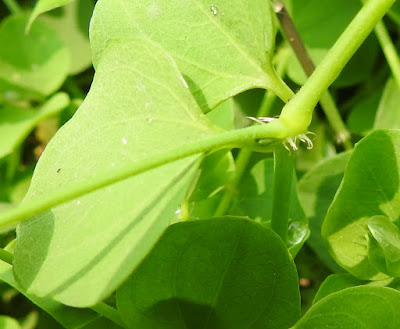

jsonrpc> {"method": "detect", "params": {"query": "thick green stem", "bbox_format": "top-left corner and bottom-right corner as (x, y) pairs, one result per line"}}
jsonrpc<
(91, 303), (125, 327)
(270, 145), (295, 241)
(0, 121), (288, 229)
(275, 0), (352, 149)
(3, 0), (22, 14)
(373, 20), (400, 89)
(214, 51), (290, 217)
(279, 0), (397, 135)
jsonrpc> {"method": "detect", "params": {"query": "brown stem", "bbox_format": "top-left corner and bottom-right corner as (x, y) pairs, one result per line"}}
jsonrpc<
(273, 0), (353, 150)
(273, 0), (315, 76)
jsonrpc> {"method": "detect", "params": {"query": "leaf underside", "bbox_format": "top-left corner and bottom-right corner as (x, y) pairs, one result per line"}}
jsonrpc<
(89, 0), (292, 112)
(14, 37), (220, 307)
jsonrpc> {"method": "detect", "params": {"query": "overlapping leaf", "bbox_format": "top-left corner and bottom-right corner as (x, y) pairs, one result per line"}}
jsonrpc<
(374, 78), (400, 130)
(322, 130), (400, 279)
(228, 158), (309, 255)
(89, 0), (293, 112)
(298, 152), (351, 272)
(27, 0), (75, 30)
(0, 242), (102, 329)
(367, 215), (400, 277)
(39, 0), (93, 74)
(117, 217), (301, 329)
(0, 93), (69, 159)
(0, 14), (69, 101)
(13, 37), (220, 307)
(294, 287), (400, 329)
(0, 316), (20, 329)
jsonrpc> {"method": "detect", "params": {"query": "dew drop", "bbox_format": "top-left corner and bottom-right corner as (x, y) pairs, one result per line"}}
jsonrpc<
(77, 200), (81, 205)
(111, 163), (115, 167)
(175, 209), (181, 214)
(122, 137), (128, 144)
(147, 117), (153, 124)
(210, 4), (217, 15)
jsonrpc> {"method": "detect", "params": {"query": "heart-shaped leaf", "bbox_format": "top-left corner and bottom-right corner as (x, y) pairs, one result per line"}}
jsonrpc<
(322, 130), (400, 280)
(13, 37), (220, 307)
(117, 217), (301, 329)
(89, 0), (293, 111)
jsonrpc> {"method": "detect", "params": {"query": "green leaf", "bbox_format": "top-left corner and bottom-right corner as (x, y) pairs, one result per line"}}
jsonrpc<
(294, 286), (400, 329)
(228, 158), (309, 255)
(89, 0), (293, 111)
(13, 38), (220, 307)
(80, 317), (125, 329)
(285, 0), (378, 87)
(0, 14), (70, 101)
(298, 152), (351, 272)
(27, 0), (75, 31)
(313, 273), (399, 304)
(0, 93), (69, 159)
(188, 150), (234, 203)
(0, 316), (20, 329)
(0, 241), (102, 329)
(205, 98), (235, 130)
(374, 78), (400, 130)
(117, 217), (301, 329)
(322, 130), (400, 280)
(347, 89), (382, 134)
(39, 0), (93, 75)
(367, 215), (400, 277)
(313, 274), (364, 303)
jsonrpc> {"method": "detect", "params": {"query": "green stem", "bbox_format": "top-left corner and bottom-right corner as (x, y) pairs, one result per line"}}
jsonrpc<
(279, 0), (397, 135)
(373, 20), (400, 89)
(0, 248), (14, 265)
(275, 0), (352, 149)
(318, 92), (352, 150)
(0, 121), (288, 229)
(214, 51), (290, 217)
(270, 145), (295, 241)
(91, 303), (125, 327)
(3, 0), (22, 14)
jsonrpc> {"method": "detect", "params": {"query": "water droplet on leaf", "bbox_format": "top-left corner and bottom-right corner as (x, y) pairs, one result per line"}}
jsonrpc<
(210, 4), (218, 15)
